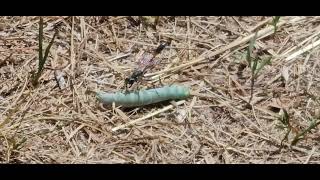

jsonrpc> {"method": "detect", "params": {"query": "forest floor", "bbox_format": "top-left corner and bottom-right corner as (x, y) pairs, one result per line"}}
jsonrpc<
(1, 16), (320, 163)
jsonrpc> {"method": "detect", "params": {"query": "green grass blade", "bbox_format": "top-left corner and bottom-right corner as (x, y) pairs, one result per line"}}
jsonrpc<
(254, 56), (272, 76)
(246, 32), (258, 66)
(32, 17), (58, 86)
(280, 109), (290, 125)
(272, 16), (281, 33)
(38, 16), (43, 73)
(291, 119), (320, 146)
(280, 128), (291, 147)
(42, 30), (58, 67)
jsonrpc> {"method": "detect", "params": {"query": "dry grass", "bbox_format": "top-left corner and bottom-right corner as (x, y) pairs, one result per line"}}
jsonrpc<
(1, 16), (320, 164)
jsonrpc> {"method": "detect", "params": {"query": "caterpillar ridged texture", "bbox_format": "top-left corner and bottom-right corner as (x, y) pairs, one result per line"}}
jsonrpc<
(96, 85), (190, 107)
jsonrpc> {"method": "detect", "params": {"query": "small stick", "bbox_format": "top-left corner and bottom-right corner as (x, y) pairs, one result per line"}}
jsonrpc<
(117, 38), (201, 51)
(304, 146), (316, 164)
(281, 24), (320, 58)
(111, 100), (185, 132)
(83, 50), (125, 75)
(0, 76), (28, 120)
(70, 16), (76, 78)
(67, 124), (85, 141)
(0, 53), (13, 67)
(248, 17), (273, 33)
(285, 38), (320, 63)
(106, 52), (131, 62)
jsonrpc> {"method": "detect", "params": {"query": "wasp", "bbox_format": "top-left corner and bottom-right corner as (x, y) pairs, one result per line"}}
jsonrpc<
(124, 41), (170, 91)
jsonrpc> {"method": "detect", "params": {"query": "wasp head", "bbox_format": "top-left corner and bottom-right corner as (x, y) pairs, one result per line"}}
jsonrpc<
(125, 77), (135, 88)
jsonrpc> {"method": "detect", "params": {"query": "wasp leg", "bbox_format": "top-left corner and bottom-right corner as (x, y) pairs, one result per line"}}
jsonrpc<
(134, 78), (142, 92)
(124, 82), (127, 93)
(125, 86), (129, 94)
(153, 82), (161, 96)
(151, 80), (157, 89)
(168, 80), (177, 87)
(147, 79), (159, 95)
(145, 78), (160, 96)
(123, 81), (129, 93)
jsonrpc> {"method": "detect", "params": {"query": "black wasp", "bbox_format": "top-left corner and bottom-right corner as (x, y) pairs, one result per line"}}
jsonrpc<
(124, 41), (170, 91)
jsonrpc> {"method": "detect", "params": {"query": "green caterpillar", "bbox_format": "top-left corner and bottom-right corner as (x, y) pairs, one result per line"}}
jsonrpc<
(96, 85), (190, 107)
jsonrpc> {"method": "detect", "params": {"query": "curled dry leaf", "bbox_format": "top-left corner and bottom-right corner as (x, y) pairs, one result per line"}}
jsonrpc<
(267, 97), (294, 113)
(281, 66), (290, 82)
(54, 70), (66, 90)
(175, 108), (187, 123)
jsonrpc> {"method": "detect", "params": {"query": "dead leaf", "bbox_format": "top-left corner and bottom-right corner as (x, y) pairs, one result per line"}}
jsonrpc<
(54, 70), (66, 90)
(281, 66), (290, 82)
(267, 97), (294, 112)
(175, 109), (187, 123)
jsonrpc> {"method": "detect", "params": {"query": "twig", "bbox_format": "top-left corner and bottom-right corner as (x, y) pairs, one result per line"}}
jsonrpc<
(285, 38), (320, 63)
(0, 53), (13, 67)
(248, 17), (273, 33)
(304, 147), (316, 164)
(111, 100), (185, 132)
(0, 76), (28, 121)
(83, 50), (125, 75)
(67, 124), (85, 141)
(70, 16), (76, 78)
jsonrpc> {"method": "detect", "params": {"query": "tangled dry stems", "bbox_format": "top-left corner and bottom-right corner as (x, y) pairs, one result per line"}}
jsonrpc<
(1, 16), (320, 163)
